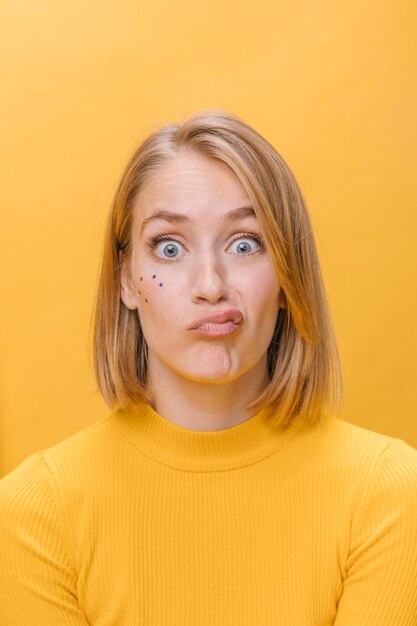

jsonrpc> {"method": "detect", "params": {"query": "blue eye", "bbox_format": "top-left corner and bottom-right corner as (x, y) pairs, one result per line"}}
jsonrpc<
(145, 231), (264, 262)
(228, 234), (264, 255)
(154, 239), (184, 259)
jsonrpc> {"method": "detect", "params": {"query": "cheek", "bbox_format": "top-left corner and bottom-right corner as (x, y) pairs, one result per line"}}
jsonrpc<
(240, 268), (280, 310)
(136, 271), (167, 305)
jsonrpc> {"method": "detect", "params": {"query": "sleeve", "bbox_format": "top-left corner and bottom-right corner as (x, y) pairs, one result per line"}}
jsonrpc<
(0, 453), (90, 625)
(335, 438), (417, 625)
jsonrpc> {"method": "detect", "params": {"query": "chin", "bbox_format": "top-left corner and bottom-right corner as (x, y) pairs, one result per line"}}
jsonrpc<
(177, 367), (242, 384)
(151, 350), (243, 383)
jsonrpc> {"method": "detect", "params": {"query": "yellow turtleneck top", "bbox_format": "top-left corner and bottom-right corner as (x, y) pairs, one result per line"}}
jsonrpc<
(1, 401), (417, 625)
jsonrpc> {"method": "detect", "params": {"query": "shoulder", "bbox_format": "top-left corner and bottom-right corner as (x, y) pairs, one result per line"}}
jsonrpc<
(300, 413), (417, 468)
(291, 414), (417, 503)
(308, 415), (417, 518)
(333, 415), (417, 468)
(0, 412), (123, 565)
(41, 412), (118, 462)
(0, 412), (119, 504)
(319, 422), (417, 619)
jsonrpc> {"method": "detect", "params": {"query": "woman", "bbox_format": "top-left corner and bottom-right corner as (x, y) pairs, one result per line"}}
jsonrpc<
(1, 110), (417, 625)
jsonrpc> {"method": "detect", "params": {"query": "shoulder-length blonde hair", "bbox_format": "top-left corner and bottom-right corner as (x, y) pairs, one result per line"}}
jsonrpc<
(93, 109), (342, 427)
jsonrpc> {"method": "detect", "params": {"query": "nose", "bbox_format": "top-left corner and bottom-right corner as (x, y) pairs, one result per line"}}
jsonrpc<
(190, 253), (229, 304)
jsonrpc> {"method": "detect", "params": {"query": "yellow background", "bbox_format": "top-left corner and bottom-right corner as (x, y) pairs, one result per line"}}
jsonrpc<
(1, 0), (416, 476)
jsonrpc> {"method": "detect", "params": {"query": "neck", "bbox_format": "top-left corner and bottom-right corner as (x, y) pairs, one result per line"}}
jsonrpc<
(146, 354), (270, 432)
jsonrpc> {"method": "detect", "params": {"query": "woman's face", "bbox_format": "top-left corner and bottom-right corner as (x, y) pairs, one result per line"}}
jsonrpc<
(121, 151), (284, 386)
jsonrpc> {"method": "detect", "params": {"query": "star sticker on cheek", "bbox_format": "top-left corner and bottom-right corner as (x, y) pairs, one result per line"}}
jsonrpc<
(152, 274), (156, 279)
(159, 283), (163, 287)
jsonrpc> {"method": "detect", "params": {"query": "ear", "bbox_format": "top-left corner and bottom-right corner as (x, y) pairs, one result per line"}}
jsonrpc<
(278, 289), (287, 310)
(120, 256), (138, 311)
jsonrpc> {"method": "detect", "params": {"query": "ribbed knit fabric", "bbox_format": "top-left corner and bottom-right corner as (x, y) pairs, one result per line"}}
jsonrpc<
(1, 400), (417, 625)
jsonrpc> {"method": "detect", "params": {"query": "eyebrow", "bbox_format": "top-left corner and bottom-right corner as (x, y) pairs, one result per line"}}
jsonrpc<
(140, 205), (257, 235)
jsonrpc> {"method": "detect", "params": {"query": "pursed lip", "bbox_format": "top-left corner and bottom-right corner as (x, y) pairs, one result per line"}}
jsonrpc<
(188, 308), (243, 330)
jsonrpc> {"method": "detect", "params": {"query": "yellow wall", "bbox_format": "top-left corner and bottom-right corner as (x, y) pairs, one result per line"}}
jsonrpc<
(1, 0), (416, 475)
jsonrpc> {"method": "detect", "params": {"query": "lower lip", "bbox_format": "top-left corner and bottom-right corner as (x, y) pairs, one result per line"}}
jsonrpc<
(190, 321), (241, 337)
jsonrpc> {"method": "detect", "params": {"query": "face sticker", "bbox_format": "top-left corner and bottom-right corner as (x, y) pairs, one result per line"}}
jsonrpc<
(136, 273), (163, 303)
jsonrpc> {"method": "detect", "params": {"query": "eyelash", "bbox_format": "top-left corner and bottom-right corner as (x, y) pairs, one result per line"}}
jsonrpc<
(145, 231), (265, 262)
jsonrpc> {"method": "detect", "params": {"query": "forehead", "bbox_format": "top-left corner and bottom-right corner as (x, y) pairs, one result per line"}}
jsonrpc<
(133, 153), (252, 218)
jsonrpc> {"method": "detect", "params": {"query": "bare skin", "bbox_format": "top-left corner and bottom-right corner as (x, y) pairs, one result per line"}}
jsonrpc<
(121, 151), (285, 431)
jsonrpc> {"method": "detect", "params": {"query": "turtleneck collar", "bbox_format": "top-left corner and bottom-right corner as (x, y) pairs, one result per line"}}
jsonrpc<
(113, 399), (305, 472)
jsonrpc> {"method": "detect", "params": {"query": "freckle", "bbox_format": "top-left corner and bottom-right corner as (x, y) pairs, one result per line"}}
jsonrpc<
(140, 276), (143, 281)
(152, 274), (156, 279)
(145, 298), (148, 303)
(138, 291), (141, 295)
(159, 282), (163, 287)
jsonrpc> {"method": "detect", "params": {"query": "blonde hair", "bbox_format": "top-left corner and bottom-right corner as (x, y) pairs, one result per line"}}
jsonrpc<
(93, 109), (343, 426)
